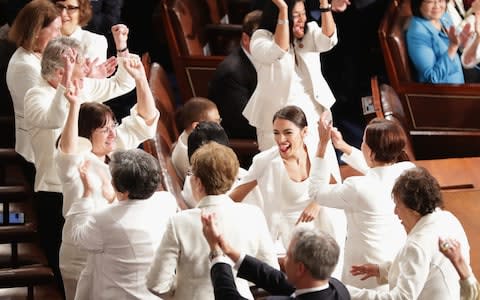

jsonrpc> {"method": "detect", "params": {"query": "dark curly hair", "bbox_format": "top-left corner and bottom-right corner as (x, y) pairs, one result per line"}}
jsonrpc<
(392, 167), (443, 216)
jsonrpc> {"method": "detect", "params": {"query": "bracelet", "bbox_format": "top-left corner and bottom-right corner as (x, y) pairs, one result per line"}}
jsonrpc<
(116, 46), (128, 53)
(277, 19), (289, 25)
(209, 249), (224, 261)
(319, 4), (332, 12)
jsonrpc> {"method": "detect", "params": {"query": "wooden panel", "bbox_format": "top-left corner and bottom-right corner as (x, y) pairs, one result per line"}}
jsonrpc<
(442, 189), (480, 278)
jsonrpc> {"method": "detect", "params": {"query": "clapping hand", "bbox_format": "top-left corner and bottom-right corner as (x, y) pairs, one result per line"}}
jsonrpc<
(79, 160), (93, 198)
(448, 24), (472, 49)
(86, 56), (117, 79)
(61, 47), (78, 90)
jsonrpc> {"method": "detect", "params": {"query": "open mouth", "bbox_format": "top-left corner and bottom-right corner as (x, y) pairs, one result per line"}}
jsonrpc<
(279, 144), (291, 153)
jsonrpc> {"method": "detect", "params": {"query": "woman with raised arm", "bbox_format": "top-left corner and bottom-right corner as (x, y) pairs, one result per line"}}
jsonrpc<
(309, 118), (415, 289)
(56, 53), (177, 299)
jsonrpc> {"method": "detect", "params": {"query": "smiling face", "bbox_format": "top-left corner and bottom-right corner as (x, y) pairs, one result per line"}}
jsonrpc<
(91, 117), (118, 157)
(291, 1), (307, 39)
(56, 0), (80, 35)
(273, 118), (307, 159)
(419, 0), (446, 21)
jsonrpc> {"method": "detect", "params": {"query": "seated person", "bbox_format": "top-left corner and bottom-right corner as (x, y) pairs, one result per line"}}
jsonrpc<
(207, 10), (261, 140)
(202, 214), (350, 300)
(146, 142), (278, 300)
(406, 0), (471, 83)
(171, 97), (221, 182)
(181, 121), (263, 210)
(439, 237), (479, 300)
(69, 149), (178, 299)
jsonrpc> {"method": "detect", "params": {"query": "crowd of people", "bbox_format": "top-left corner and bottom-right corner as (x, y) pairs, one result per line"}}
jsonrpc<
(0, 0), (478, 299)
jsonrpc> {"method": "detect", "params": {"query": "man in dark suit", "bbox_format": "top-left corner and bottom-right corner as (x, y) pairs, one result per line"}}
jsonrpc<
(207, 10), (262, 140)
(202, 213), (350, 300)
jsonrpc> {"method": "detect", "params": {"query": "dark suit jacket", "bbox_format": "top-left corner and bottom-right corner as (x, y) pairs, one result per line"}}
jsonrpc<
(210, 255), (350, 300)
(208, 47), (257, 139)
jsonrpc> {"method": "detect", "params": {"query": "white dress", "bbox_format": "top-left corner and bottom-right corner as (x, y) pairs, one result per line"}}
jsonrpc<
(309, 147), (414, 289)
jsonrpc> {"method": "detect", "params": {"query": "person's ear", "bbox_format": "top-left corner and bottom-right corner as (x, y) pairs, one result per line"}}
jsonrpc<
(241, 32), (251, 52)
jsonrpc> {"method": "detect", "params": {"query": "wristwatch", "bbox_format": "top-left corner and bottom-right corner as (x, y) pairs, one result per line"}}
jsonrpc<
(209, 248), (224, 261)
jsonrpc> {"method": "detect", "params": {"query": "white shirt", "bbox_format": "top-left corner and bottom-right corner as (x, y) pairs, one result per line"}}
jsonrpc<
(171, 130), (189, 182)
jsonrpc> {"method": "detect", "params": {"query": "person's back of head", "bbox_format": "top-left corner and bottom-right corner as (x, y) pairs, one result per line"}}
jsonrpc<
(290, 228), (339, 281)
(241, 10), (262, 51)
(190, 142), (239, 195)
(176, 97), (219, 133)
(41, 36), (83, 81)
(109, 149), (161, 200)
(187, 121), (229, 161)
(8, 0), (58, 50)
(364, 118), (409, 164)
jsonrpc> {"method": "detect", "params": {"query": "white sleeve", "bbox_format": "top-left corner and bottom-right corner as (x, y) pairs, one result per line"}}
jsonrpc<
(68, 196), (104, 251)
(24, 85), (69, 129)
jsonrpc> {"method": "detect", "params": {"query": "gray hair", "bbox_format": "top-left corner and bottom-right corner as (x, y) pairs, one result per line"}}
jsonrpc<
(291, 228), (339, 280)
(109, 149), (161, 200)
(41, 36), (84, 81)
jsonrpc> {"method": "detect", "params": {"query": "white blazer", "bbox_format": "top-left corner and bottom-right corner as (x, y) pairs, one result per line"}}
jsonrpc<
(69, 26), (108, 62)
(309, 147), (414, 288)
(243, 21), (337, 132)
(347, 209), (470, 300)
(69, 192), (178, 300)
(146, 194), (279, 300)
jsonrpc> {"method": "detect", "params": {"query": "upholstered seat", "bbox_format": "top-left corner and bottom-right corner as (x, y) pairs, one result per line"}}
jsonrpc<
(379, 0), (480, 159)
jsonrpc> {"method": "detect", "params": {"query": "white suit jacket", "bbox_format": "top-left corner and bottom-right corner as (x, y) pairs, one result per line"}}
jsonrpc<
(146, 194), (279, 300)
(69, 191), (178, 300)
(309, 147), (414, 288)
(24, 56), (135, 192)
(6, 47), (41, 163)
(348, 209), (470, 300)
(243, 21), (337, 132)
(70, 26), (107, 62)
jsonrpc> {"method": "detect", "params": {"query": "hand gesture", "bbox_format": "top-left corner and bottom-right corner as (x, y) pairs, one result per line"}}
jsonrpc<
(332, 0), (351, 12)
(123, 56), (146, 81)
(79, 160), (93, 198)
(201, 212), (222, 249)
(330, 127), (344, 149)
(296, 201), (320, 224)
(86, 56), (117, 79)
(318, 111), (333, 146)
(94, 165), (116, 203)
(112, 24), (129, 50)
(63, 79), (82, 106)
(448, 25), (472, 49)
(438, 237), (462, 263)
(61, 47), (78, 89)
(350, 263), (380, 280)
(272, 0), (288, 9)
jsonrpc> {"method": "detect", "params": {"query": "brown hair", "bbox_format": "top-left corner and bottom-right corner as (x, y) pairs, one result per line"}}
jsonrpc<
(365, 118), (410, 163)
(51, 0), (93, 26)
(78, 102), (116, 140)
(242, 10), (262, 37)
(176, 97), (218, 130)
(8, 0), (60, 50)
(190, 142), (239, 195)
(392, 167), (443, 216)
(272, 105), (307, 129)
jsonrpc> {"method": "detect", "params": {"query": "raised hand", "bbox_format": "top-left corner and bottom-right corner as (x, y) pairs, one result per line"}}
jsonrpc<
(86, 56), (117, 79)
(63, 79), (82, 106)
(332, 0), (351, 12)
(112, 24), (129, 53)
(79, 160), (93, 198)
(61, 47), (78, 89)
(123, 56), (146, 81)
(272, 0), (287, 9)
(350, 263), (380, 280)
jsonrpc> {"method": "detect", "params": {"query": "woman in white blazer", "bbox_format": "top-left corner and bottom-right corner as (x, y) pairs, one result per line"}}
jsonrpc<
(230, 106), (346, 278)
(56, 51), (168, 299)
(243, 0), (337, 153)
(68, 148), (177, 300)
(146, 142), (279, 300)
(348, 167), (470, 300)
(309, 118), (415, 289)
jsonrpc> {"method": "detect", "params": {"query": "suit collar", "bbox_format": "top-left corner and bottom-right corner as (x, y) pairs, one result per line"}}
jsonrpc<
(197, 194), (233, 208)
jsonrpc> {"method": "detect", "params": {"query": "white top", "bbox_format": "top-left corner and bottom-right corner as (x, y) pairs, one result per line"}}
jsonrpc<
(240, 145), (346, 258)
(56, 104), (160, 280)
(309, 147), (414, 288)
(146, 194), (279, 300)
(69, 191), (178, 300)
(69, 26), (108, 62)
(244, 21), (337, 134)
(6, 47), (41, 163)
(348, 209), (470, 300)
(24, 56), (135, 192)
(171, 130), (189, 182)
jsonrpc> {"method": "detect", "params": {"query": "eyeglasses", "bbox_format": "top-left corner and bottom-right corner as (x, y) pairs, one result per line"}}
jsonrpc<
(422, 0), (446, 5)
(55, 3), (80, 13)
(97, 122), (119, 135)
